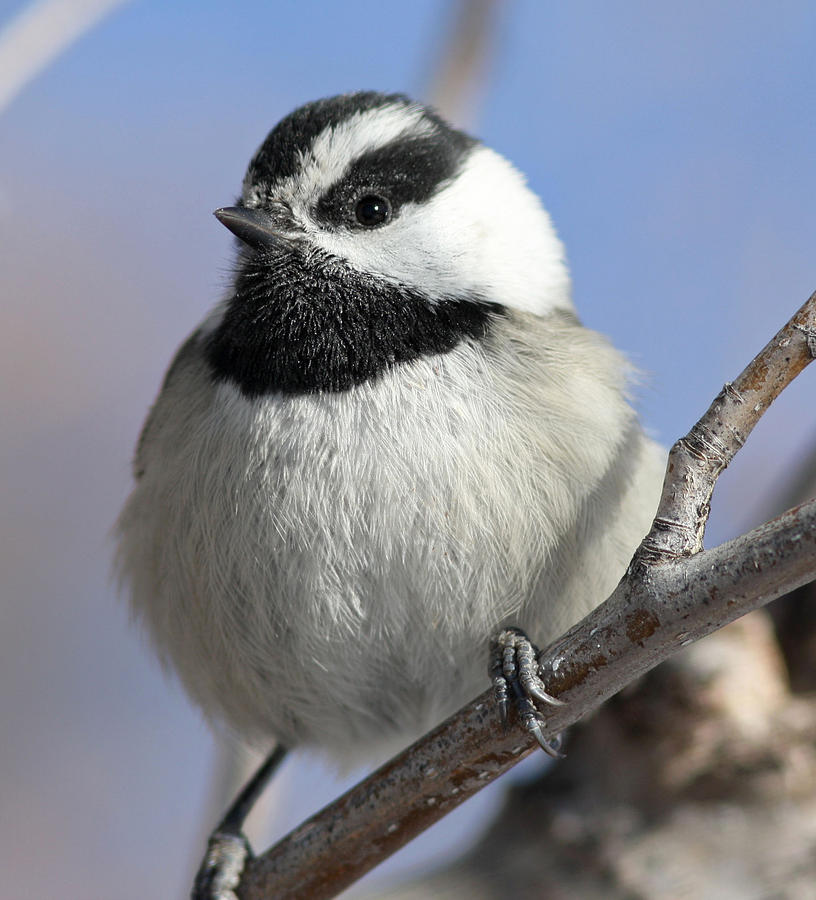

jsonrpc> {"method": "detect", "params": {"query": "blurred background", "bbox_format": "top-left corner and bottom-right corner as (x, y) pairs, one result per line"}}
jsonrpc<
(1, 1), (815, 897)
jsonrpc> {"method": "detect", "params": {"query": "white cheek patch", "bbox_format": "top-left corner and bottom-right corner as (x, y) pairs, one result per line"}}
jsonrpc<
(307, 146), (573, 317)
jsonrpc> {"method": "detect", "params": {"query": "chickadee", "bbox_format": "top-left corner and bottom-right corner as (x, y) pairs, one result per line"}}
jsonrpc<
(116, 92), (665, 897)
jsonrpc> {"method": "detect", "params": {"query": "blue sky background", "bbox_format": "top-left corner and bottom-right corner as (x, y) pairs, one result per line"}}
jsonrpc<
(1, 2), (815, 897)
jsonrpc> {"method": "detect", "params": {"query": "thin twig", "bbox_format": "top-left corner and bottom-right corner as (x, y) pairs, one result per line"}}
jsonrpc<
(637, 293), (816, 566)
(241, 292), (816, 900)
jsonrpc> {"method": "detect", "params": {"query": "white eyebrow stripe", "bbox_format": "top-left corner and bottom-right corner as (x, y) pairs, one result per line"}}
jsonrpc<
(244, 103), (437, 210)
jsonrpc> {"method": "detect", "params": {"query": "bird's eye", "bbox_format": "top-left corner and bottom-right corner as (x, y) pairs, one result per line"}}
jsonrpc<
(354, 195), (391, 227)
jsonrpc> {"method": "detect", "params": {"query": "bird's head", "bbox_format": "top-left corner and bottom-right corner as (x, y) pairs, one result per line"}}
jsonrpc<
(207, 92), (571, 397)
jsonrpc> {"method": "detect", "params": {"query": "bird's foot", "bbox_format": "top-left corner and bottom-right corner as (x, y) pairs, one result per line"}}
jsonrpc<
(192, 830), (251, 900)
(190, 745), (287, 900)
(489, 627), (565, 758)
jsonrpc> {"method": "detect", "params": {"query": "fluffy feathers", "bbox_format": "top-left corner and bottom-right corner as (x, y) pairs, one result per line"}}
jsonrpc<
(116, 92), (664, 763)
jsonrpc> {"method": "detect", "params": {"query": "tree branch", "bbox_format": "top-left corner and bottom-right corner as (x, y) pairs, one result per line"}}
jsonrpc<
(240, 291), (816, 900)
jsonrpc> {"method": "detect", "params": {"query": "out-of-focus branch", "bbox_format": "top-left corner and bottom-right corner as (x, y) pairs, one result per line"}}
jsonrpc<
(774, 433), (816, 514)
(425, 0), (504, 127)
(241, 291), (816, 900)
(760, 425), (816, 692)
(0, 0), (131, 115)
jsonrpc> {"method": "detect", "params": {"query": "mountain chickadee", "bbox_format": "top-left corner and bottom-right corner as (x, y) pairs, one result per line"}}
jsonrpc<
(116, 91), (665, 897)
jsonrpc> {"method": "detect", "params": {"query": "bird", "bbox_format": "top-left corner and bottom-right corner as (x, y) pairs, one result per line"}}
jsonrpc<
(115, 91), (665, 898)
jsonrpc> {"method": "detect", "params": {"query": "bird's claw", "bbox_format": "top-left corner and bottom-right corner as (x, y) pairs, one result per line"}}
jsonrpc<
(490, 627), (565, 758)
(191, 830), (252, 900)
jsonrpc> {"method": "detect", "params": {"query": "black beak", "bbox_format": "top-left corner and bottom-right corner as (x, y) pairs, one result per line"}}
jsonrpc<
(213, 206), (294, 251)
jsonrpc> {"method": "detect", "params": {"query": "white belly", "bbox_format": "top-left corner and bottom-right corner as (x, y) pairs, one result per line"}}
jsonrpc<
(116, 312), (664, 761)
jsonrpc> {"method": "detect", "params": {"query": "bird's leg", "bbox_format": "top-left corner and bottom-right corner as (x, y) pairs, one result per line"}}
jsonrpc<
(192, 744), (288, 900)
(489, 627), (565, 757)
